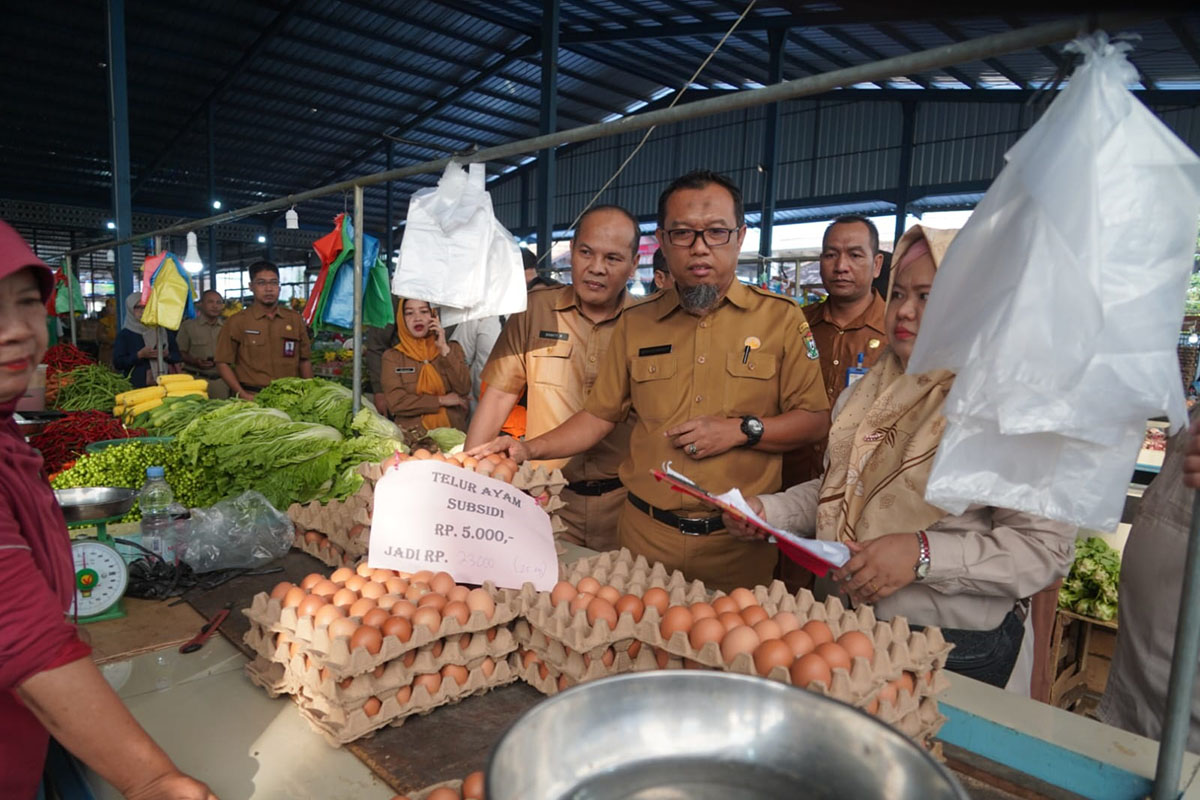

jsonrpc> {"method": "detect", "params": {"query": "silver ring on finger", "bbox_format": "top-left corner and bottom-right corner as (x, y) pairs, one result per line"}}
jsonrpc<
(687, 444), (698, 456)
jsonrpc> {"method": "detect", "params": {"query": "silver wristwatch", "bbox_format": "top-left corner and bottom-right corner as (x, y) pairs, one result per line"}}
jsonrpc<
(914, 530), (931, 581)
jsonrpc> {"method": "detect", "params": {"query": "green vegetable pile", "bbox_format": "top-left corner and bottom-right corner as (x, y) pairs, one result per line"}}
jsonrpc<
(51, 440), (204, 519)
(131, 395), (236, 435)
(1059, 536), (1121, 621)
(255, 378), (354, 435)
(427, 427), (467, 454)
(55, 365), (133, 411)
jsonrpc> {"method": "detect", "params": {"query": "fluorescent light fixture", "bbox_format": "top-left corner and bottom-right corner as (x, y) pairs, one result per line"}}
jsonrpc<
(105, 221), (116, 230)
(257, 234), (267, 244)
(182, 232), (204, 274)
(212, 199), (222, 210)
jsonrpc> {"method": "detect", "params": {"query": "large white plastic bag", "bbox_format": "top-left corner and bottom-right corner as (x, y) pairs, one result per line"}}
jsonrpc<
(438, 217), (527, 326)
(392, 161), (492, 308)
(907, 34), (1200, 530)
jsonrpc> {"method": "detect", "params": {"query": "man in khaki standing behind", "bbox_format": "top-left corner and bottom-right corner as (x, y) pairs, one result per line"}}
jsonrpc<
(177, 290), (230, 398)
(215, 261), (312, 400)
(466, 205), (640, 551)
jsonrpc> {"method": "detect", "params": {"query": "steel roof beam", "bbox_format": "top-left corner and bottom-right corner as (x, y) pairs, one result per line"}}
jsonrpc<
(787, 30), (886, 89)
(821, 27), (932, 88)
(925, 20), (1024, 87)
(1168, 18), (1200, 71)
(130, 0), (303, 200)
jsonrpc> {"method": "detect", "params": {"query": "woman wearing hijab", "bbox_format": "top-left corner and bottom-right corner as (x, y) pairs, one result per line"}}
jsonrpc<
(380, 298), (471, 431)
(0, 221), (214, 798)
(112, 292), (181, 387)
(725, 226), (1075, 690)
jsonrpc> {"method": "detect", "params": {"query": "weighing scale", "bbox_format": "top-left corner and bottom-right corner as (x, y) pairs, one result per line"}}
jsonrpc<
(54, 487), (137, 624)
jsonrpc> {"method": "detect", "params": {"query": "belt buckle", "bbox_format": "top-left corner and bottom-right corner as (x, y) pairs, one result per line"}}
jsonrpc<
(678, 517), (710, 536)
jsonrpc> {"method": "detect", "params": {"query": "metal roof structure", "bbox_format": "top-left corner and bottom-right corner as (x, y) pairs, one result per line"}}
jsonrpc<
(4, 2), (1200, 252)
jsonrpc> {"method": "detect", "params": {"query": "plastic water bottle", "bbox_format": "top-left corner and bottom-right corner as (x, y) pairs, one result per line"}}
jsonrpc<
(140, 466), (175, 561)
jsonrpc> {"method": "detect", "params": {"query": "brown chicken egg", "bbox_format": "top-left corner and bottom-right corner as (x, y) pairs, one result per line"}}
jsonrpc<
(642, 587), (670, 616)
(596, 585), (622, 605)
(614, 594), (645, 622)
(344, 575), (368, 593)
(569, 592), (595, 616)
(395, 685), (412, 705)
(303, 530), (321, 545)
(801, 619), (834, 646)
(627, 641), (642, 659)
(332, 588), (359, 608)
(348, 597), (378, 618)
(414, 672), (443, 696)
(773, 611), (801, 634)
(689, 617), (726, 650)
(410, 570), (434, 584)
(369, 568), (396, 583)
(447, 584), (470, 604)
(297, 594), (327, 619)
(418, 592), (448, 611)
(492, 463), (516, 483)
(355, 561), (375, 577)
(390, 599), (418, 619)
(282, 586), (307, 609)
(314, 603), (346, 628)
(411, 607), (442, 633)
(837, 631), (875, 663)
(576, 576), (602, 595)
(350, 625), (384, 655)
(405, 582), (432, 602)
(717, 611), (745, 632)
(729, 587), (758, 610)
(429, 571), (456, 595)
(790, 653), (833, 687)
(720, 625), (761, 663)
(753, 639), (795, 676)
(412, 448), (432, 460)
(270, 581), (295, 601)
(328, 616), (358, 640)
(782, 629), (815, 659)
(711, 595), (739, 615)
(310, 579), (339, 598)
(752, 619), (782, 641)
(550, 580), (578, 607)
(361, 608), (390, 629)
(427, 788), (459, 800)
(442, 600), (471, 626)
(740, 605), (769, 627)
(329, 567), (355, 584)
(877, 680), (899, 708)
(384, 618), (412, 642)
(466, 588), (496, 620)
(462, 770), (485, 800)
(474, 458), (496, 477)
(659, 606), (695, 640)
(587, 597), (619, 629)
(402, 650), (417, 667)
(689, 602), (717, 621)
(816, 642), (851, 673)
(299, 573), (323, 591)
(384, 577), (409, 596)
(654, 648), (671, 669)
(441, 664), (469, 688)
(480, 656), (496, 677)
(898, 671), (917, 696)
(359, 581), (386, 600)
(375, 594), (403, 611)
(361, 696), (382, 717)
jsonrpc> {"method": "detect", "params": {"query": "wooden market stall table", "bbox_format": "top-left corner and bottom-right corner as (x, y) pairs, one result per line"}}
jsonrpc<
(74, 542), (1200, 800)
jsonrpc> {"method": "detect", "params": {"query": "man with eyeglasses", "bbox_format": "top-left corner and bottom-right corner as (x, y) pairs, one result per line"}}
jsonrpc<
(471, 171), (830, 591)
(215, 260), (312, 400)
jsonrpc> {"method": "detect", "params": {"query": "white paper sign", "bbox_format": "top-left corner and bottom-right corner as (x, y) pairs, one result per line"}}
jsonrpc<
(367, 459), (557, 590)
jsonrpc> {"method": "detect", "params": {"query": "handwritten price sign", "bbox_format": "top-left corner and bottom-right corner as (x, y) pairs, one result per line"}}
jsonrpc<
(368, 459), (557, 591)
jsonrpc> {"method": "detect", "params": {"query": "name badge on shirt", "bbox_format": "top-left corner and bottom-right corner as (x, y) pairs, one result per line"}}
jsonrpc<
(394, 367), (416, 374)
(638, 344), (672, 356)
(245, 329), (261, 335)
(282, 339), (297, 358)
(539, 330), (569, 341)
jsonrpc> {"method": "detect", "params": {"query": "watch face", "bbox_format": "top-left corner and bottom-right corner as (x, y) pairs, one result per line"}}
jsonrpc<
(916, 562), (930, 579)
(747, 418), (764, 436)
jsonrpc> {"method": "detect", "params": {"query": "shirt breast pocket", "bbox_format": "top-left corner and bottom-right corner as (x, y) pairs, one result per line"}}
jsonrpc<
(724, 352), (776, 416)
(631, 354), (678, 422)
(531, 340), (573, 387)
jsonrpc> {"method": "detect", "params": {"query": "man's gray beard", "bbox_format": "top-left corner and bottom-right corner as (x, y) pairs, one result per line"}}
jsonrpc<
(679, 284), (719, 315)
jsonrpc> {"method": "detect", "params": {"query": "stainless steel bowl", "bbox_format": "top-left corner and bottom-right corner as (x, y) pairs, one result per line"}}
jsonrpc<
(487, 671), (967, 800)
(54, 487), (138, 523)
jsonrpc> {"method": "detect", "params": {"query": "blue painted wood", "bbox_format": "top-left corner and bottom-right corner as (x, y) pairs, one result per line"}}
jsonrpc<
(939, 704), (1154, 799)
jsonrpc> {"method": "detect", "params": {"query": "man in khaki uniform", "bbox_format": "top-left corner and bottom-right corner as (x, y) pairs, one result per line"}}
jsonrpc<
(177, 289), (230, 398)
(471, 172), (829, 591)
(782, 216), (888, 488)
(466, 205), (640, 551)
(215, 261), (312, 400)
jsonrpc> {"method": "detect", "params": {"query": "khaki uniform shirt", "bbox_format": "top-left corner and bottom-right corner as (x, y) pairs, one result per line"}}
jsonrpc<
(584, 281), (829, 513)
(482, 285), (634, 484)
(783, 292), (888, 487)
(214, 304), (311, 389)
(177, 316), (224, 374)
(380, 343), (472, 432)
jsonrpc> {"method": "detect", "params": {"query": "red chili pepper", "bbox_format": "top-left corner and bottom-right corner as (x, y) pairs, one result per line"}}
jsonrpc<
(41, 344), (93, 380)
(30, 410), (134, 473)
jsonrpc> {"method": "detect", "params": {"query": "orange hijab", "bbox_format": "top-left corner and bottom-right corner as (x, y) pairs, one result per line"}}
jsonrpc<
(394, 299), (451, 430)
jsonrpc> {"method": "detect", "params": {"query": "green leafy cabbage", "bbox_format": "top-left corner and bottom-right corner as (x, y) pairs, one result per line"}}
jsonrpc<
(427, 427), (467, 454)
(1058, 536), (1121, 621)
(256, 378), (354, 435)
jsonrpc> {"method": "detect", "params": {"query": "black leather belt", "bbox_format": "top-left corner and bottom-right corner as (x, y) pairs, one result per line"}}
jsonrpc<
(627, 492), (725, 536)
(565, 477), (623, 496)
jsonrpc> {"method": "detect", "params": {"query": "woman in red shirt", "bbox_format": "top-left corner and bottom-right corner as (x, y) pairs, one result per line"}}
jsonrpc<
(0, 221), (214, 799)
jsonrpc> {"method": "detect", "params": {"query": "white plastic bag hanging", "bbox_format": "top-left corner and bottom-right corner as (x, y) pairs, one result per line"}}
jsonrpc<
(907, 33), (1200, 530)
(439, 216), (527, 326)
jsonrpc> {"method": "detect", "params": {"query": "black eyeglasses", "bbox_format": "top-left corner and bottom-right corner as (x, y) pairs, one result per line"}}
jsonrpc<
(664, 227), (739, 247)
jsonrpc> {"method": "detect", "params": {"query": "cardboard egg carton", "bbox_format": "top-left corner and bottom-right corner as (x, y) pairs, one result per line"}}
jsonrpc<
(290, 530), (353, 568)
(560, 548), (705, 593)
(295, 657), (518, 746)
(243, 584), (534, 679)
(893, 696), (948, 749)
(288, 627), (518, 704)
(244, 656), (291, 698)
(515, 649), (573, 696)
(512, 463), (567, 498)
(513, 619), (649, 682)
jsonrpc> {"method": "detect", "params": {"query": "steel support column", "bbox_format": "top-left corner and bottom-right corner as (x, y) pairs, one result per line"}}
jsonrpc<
(893, 101), (917, 249)
(535, 0), (559, 268)
(352, 185), (364, 414)
(208, 103), (218, 289)
(106, 0), (133, 325)
(385, 142), (394, 271)
(758, 28), (787, 281)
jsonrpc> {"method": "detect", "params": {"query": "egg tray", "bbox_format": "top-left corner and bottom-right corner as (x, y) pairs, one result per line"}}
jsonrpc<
(514, 650), (575, 696)
(244, 656), (291, 699)
(242, 583), (535, 679)
(294, 657), (519, 747)
(893, 696), (948, 750)
(287, 463), (380, 542)
(290, 530), (355, 569)
(514, 619), (648, 682)
(511, 463), (568, 499)
(287, 628), (519, 705)
(559, 547), (707, 595)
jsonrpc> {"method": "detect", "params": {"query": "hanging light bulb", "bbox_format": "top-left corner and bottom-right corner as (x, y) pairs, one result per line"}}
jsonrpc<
(182, 231), (204, 274)
(285, 207), (299, 229)
(1189, 332), (1199, 345)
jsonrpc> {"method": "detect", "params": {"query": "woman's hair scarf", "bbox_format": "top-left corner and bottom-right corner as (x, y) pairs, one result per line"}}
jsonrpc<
(393, 299), (452, 430)
(815, 225), (959, 544)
